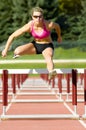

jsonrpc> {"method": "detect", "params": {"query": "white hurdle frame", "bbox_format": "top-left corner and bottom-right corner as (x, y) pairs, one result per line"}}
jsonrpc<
(0, 69), (85, 120)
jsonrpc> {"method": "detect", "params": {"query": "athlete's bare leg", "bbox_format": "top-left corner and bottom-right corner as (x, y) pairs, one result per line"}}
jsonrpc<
(14, 43), (36, 55)
(42, 47), (57, 79)
(42, 47), (54, 72)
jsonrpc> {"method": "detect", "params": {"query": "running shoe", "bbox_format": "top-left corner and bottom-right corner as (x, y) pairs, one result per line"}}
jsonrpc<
(13, 54), (20, 59)
(48, 70), (57, 80)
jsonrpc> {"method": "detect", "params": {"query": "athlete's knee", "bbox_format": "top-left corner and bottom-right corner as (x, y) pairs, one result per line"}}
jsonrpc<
(14, 48), (20, 55)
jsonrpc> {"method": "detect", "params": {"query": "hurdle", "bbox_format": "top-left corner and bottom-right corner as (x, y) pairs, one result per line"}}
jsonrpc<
(56, 70), (84, 103)
(2, 70), (8, 115)
(82, 69), (86, 119)
(0, 69), (84, 120)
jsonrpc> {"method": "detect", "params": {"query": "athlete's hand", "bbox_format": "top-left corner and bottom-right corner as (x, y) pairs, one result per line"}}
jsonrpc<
(57, 36), (62, 43)
(2, 49), (7, 57)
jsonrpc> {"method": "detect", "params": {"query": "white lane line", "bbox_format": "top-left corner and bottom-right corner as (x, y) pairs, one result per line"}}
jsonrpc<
(79, 120), (86, 128)
(64, 102), (76, 115)
(0, 93), (18, 122)
(0, 59), (86, 64)
(64, 102), (86, 128)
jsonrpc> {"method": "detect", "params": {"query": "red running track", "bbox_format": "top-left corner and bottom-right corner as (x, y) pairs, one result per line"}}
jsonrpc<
(0, 74), (86, 130)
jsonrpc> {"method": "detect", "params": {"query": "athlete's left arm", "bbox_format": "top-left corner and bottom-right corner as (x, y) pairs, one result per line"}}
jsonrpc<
(49, 21), (62, 43)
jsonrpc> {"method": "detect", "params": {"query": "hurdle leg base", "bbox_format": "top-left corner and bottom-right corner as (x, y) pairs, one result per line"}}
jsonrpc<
(82, 115), (86, 119)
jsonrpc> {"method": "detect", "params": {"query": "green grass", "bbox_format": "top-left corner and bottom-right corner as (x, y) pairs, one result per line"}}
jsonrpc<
(54, 47), (86, 59)
(0, 52), (44, 60)
(0, 47), (86, 69)
(0, 47), (86, 60)
(0, 62), (86, 69)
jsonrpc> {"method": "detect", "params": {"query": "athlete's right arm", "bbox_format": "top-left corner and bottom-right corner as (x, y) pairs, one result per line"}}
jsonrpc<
(2, 21), (32, 57)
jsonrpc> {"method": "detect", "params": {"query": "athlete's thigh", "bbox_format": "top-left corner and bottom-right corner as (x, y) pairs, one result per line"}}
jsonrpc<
(15, 43), (36, 55)
(42, 47), (54, 57)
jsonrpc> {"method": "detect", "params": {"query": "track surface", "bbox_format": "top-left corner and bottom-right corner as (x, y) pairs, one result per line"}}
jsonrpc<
(0, 76), (86, 130)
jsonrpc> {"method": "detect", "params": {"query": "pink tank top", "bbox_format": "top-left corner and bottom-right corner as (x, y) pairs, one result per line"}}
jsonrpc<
(31, 21), (50, 39)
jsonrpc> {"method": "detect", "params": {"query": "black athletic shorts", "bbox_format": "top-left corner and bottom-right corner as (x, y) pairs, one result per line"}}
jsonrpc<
(32, 41), (54, 54)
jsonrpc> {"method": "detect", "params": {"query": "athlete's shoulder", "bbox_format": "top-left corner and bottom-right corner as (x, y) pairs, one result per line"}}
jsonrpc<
(44, 20), (55, 29)
(26, 20), (33, 26)
(22, 20), (33, 32)
(44, 20), (52, 26)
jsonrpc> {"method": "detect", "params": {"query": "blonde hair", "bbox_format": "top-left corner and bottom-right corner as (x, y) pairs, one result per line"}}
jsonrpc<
(31, 7), (43, 16)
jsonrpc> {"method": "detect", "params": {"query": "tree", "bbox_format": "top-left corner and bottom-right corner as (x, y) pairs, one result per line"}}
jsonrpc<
(57, 0), (82, 40)
(0, 0), (84, 45)
(0, 0), (59, 44)
(58, 0), (82, 15)
(77, 0), (86, 40)
(0, 0), (13, 43)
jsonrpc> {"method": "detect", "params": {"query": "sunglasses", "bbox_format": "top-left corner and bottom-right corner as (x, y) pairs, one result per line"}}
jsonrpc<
(33, 15), (43, 19)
